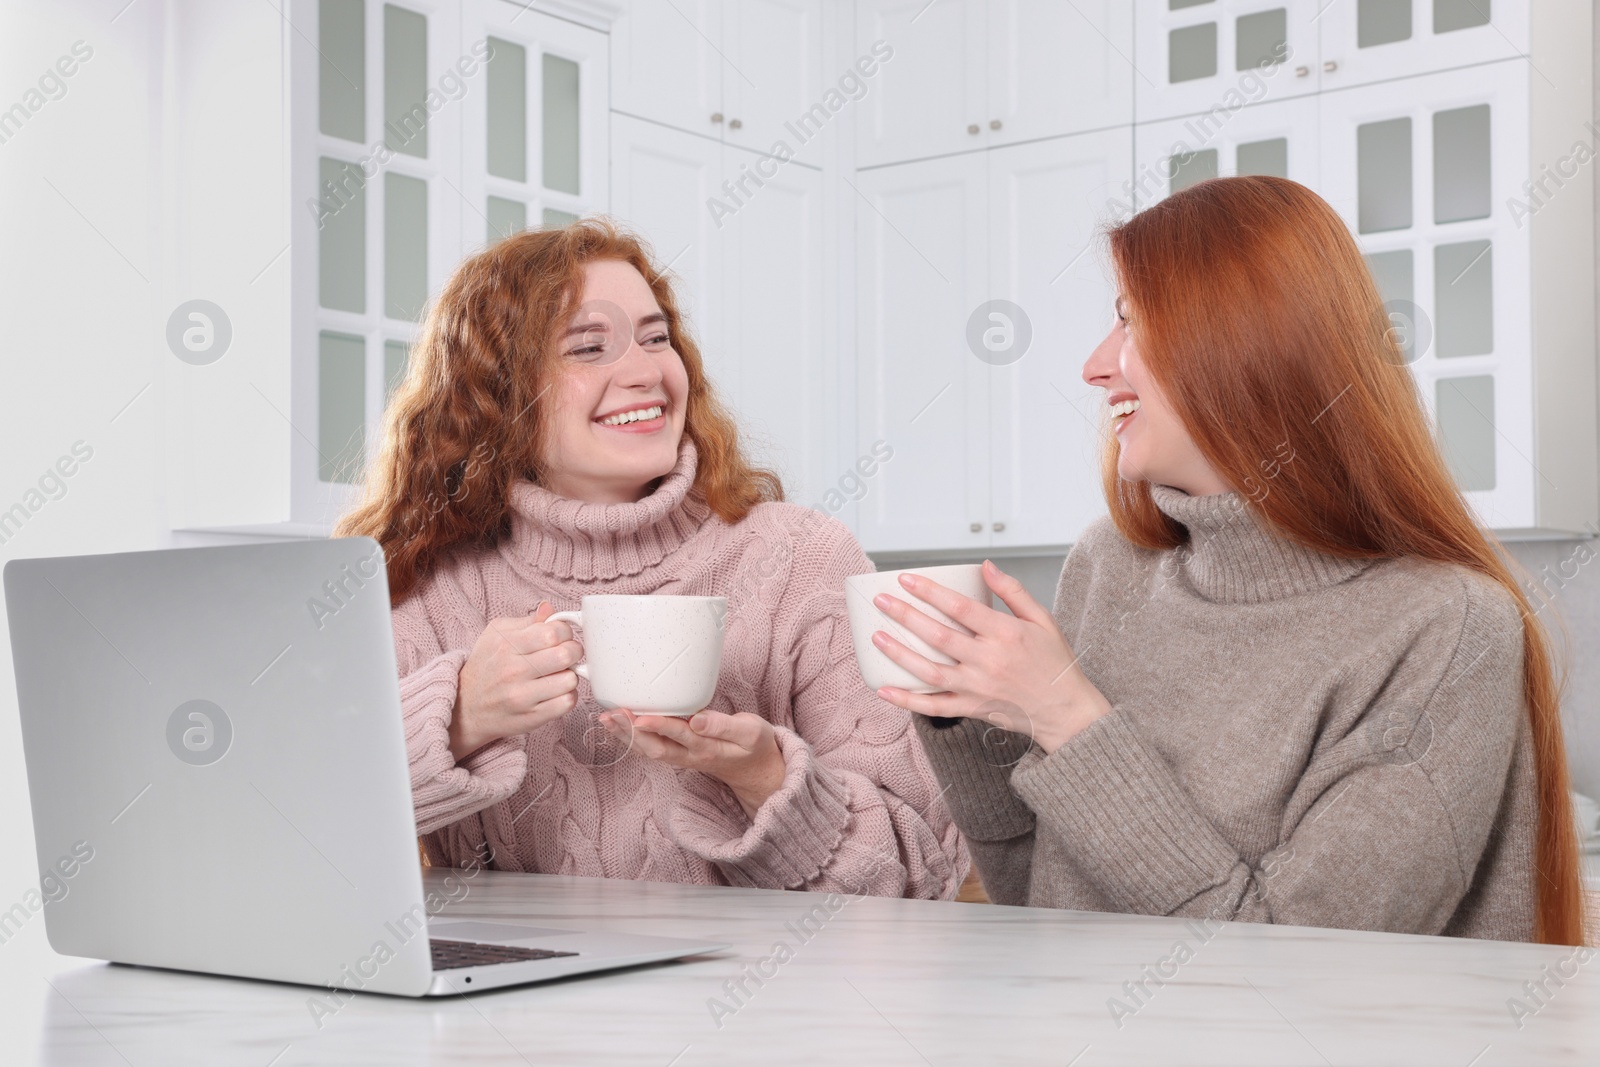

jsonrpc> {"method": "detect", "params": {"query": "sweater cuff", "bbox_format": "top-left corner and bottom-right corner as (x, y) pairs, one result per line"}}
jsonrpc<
(911, 715), (1036, 842)
(1010, 709), (1239, 915)
(669, 726), (853, 889)
(401, 649), (528, 836)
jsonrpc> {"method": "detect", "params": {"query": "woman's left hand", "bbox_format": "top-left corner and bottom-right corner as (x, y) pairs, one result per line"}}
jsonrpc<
(870, 560), (1112, 753)
(600, 709), (786, 819)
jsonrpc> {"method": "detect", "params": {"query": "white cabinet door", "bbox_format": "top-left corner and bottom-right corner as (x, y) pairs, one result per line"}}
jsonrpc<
(1317, 0), (1526, 92)
(1134, 0), (1318, 123)
(719, 152), (830, 507)
(722, 0), (825, 166)
(854, 153), (991, 552)
(1132, 93), (1318, 209)
(1318, 60), (1533, 529)
(854, 0), (987, 168)
(987, 0), (1134, 146)
(609, 0), (725, 139)
(986, 127), (1131, 549)
(607, 113), (730, 377)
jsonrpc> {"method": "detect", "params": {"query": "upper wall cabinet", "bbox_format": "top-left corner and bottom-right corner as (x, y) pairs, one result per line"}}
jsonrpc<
(855, 0), (1133, 169)
(1316, 0), (1526, 90)
(610, 0), (824, 164)
(1134, 0), (1316, 123)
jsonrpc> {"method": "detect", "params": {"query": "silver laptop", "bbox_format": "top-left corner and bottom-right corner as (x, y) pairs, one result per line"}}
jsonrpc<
(5, 538), (726, 996)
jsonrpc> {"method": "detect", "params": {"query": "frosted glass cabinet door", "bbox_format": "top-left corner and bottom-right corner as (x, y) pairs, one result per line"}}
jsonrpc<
(1133, 0), (1319, 124)
(986, 127), (1133, 549)
(1131, 93), (1318, 209)
(1318, 59), (1533, 528)
(855, 0), (987, 168)
(986, 0), (1134, 146)
(610, 0), (725, 139)
(1316, 0), (1527, 92)
(721, 0), (824, 166)
(853, 153), (991, 552)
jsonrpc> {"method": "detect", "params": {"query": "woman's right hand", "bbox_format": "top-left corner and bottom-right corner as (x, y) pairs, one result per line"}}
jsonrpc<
(449, 601), (582, 761)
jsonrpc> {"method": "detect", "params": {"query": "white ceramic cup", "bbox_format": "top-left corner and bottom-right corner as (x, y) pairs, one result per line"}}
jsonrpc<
(843, 564), (994, 695)
(547, 595), (727, 717)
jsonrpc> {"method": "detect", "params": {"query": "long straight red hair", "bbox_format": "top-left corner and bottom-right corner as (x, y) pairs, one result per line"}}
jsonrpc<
(1104, 176), (1584, 946)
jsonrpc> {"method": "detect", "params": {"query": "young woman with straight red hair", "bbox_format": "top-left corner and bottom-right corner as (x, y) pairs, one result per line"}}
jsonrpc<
(337, 218), (965, 900)
(871, 175), (1586, 945)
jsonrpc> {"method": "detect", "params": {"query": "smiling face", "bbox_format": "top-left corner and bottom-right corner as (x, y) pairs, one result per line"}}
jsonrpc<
(1081, 296), (1231, 497)
(536, 259), (691, 504)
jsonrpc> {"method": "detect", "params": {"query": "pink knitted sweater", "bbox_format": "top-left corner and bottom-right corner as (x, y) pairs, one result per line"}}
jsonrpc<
(392, 438), (967, 898)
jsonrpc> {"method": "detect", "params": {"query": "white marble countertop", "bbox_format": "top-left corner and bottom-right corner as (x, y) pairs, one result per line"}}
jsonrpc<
(7, 868), (1598, 1066)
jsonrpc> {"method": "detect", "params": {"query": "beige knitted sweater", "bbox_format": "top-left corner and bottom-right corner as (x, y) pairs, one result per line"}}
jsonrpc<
(915, 485), (1537, 940)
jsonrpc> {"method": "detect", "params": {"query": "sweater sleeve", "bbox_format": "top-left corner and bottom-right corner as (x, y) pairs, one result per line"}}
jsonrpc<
(1007, 573), (1530, 935)
(669, 510), (969, 899)
(392, 587), (529, 840)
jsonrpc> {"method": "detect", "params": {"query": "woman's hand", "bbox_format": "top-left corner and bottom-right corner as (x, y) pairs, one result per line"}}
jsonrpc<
(450, 602), (583, 761)
(870, 560), (1111, 753)
(601, 709), (786, 819)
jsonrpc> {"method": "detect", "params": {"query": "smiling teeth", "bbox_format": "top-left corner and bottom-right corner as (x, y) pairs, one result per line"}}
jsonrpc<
(599, 405), (664, 426)
(1109, 399), (1141, 418)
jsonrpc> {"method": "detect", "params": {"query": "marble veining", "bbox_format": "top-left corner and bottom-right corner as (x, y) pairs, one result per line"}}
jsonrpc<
(9, 869), (1598, 1066)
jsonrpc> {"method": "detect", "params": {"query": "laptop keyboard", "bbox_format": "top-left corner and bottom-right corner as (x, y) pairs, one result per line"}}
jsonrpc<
(430, 938), (579, 971)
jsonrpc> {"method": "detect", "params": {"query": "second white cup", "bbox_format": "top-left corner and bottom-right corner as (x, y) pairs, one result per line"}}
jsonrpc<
(843, 564), (994, 695)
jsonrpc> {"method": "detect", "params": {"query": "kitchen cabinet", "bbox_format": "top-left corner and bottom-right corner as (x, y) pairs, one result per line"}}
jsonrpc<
(1132, 93), (1319, 206)
(1315, 0), (1524, 91)
(609, 113), (832, 509)
(854, 0), (1133, 169)
(1133, 0), (1318, 123)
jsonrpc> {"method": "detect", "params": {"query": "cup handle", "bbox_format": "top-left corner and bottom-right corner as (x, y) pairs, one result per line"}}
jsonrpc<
(545, 610), (588, 680)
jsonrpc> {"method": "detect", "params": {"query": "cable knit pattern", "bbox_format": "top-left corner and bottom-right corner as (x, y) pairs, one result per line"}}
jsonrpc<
(914, 485), (1539, 941)
(392, 438), (967, 900)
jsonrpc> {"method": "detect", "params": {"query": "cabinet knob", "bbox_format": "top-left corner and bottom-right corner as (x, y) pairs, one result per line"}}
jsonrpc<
(967, 123), (980, 135)
(711, 112), (724, 124)
(992, 521), (1006, 533)
(1323, 60), (1338, 73)
(989, 119), (1002, 131)
(1295, 65), (1309, 77)
(729, 118), (742, 130)
(970, 522), (983, 533)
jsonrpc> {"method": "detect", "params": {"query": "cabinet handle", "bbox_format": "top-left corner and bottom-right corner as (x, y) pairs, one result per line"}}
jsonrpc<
(989, 119), (1002, 131)
(729, 118), (742, 130)
(1295, 65), (1309, 77)
(711, 112), (724, 124)
(992, 522), (1006, 533)
(970, 522), (983, 533)
(1323, 60), (1338, 73)
(967, 123), (980, 135)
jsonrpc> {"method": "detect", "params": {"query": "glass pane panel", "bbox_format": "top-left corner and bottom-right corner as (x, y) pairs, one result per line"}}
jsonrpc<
(1435, 240), (1493, 357)
(319, 330), (366, 484)
(1357, 117), (1412, 233)
(318, 157), (366, 313)
(1237, 137), (1288, 178)
(385, 172), (428, 321)
(319, 0), (365, 141)
(1170, 148), (1218, 194)
(1366, 250), (1423, 363)
(384, 4), (428, 158)
(487, 37), (527, 182)
(1170, 0), (1213, 8)
(488, 195), (527, 242)
(1169, 23), (1217, 83)
(1235, 9), (1286, 70)
(542, 207), (580, 228)
(1436, 375), (1495, 491)
(1435, 0), (1490, 33)
(1433, 104), (1490, 223)
(384, 340), (410, 401)
(1358, 0), (1412, 48)
(543, 54), (581, 195)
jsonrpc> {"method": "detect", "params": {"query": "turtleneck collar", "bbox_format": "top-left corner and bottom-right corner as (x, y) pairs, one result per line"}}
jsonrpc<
(503, 437), (712, 582)
(1146, 484), (1375, 604)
